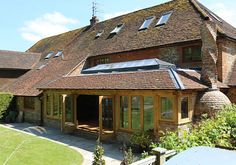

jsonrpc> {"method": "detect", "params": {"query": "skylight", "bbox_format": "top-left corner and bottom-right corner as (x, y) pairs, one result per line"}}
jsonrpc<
(44, 51), (54, 60)
(139, 16), (155, 30)
(82, 58), (176, 74)
(95, 31), (104, 38)
(110, 24), (124, 34)
(156, 12), (172, 26)
(54, 50), (63, 58)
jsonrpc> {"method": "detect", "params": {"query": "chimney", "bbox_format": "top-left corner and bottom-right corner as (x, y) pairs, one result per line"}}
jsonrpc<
(200, 20), (219, 89)
(90, 16), (99, 27)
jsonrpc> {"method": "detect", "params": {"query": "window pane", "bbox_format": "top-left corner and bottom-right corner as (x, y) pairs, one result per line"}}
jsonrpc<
(46, 95), (51, 116)
(181, 97), (189, 119)
(53, 94), (59, 117)
(161, 97), (173, 120)
(59, 95), (62, 117)
(192, 47), (201, 61)
(65, 96), (73, 122)
(120, 96), (129, 128)
(24, 97), (35, 110)
(139, 17), (154, 30)
(156, 12), (172, 26)
(131, 96), (141, 130)
(183, 46), (201, 62)
(144, 97), (154, 131)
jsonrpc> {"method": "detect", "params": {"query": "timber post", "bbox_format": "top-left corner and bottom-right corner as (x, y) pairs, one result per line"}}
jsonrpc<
(152, 147), (176, 165)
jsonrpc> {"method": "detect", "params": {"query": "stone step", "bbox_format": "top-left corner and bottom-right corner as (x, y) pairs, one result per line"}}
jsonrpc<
(73, 129), (99, 140)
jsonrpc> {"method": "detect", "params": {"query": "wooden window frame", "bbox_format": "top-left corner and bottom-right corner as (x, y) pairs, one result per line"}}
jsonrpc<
(118, 95), (154, 132)
(178, 95), (192, 124)
(45, 94), (62, 120)
(159, 96), (175, 122)
(182, 45), (202, 63)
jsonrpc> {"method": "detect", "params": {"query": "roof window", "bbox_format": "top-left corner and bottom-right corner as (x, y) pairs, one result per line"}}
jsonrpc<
(44, 51), (54, 60)
(54, 50), (63, 58)
(95, 31), (104, 39)
(110, 24), (124, 34)
(156, 12), (172, 26)
(139, 16), (155, 30)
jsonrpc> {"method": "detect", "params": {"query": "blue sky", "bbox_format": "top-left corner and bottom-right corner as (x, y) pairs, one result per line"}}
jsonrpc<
(0, 0), (235, 52)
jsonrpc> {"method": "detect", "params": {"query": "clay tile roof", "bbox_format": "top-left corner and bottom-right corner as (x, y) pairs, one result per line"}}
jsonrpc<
(6, 0), (234, 96)
(5, 58), (80, 96)
(28, 0), (205, 59)
(192, 0), (236, 40)
(176, 69), (228, 89)
(0, 50), (41, 70)
(38, 69), (214, 91)
(38, 70), (180, 90)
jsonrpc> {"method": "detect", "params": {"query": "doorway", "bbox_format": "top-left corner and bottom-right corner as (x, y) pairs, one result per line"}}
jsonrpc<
(76, 95), (99, 133)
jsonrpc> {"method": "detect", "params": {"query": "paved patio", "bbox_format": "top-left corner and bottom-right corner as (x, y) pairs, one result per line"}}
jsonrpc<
(1, 123), (123, 165)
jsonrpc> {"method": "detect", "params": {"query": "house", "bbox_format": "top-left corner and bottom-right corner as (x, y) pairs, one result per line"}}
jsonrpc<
(0, 50), (40, 91)
(4, 0), (236, 141)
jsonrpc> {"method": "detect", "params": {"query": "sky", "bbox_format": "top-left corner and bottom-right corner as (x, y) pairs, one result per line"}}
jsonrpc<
(0, 0), (235, 52)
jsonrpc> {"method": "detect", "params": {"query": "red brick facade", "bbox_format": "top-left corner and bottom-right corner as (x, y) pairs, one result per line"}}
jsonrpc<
(227, 87), (236, 103)
(217, 39), (236, 83)
(88, 41), (202, 69)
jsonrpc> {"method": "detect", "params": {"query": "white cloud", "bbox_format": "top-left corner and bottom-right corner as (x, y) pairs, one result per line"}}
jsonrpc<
(20, 12), (79, 42)
(207, 2), (236, 27)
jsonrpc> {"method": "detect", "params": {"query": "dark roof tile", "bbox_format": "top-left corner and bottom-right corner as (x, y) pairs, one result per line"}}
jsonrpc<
(0, 50), (41, 70)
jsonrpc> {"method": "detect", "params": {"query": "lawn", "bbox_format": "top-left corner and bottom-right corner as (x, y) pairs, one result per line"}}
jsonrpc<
(0, 126), (83, 165)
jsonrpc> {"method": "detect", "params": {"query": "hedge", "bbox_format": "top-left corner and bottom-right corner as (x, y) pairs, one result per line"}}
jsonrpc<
(0, 93), (16, 122)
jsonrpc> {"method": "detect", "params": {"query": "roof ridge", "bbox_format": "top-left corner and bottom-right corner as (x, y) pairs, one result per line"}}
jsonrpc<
(189, 0), (209, 20)
(0, 49), (41, 55)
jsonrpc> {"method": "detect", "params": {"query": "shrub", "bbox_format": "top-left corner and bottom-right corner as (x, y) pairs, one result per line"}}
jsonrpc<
(92, 140), (105, 165)
(155, 104), (236, 153)
(129, 130), (156, 152)
(121, 147), (134, 165)
(0, 93), (14, 120)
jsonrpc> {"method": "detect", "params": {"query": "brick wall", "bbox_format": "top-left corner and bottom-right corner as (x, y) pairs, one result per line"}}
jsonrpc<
(218, 39), (236, 83)
(200, 21), (218, 88)
(88, 41), (202, 69)
(17, 96), (41, 125)
(227, 87), (236, 104)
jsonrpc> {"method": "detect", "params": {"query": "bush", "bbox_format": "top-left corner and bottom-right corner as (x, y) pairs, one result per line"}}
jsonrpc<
(93, 140), (105, 165)
(0, 93), (15, 121)
(155, 104), (236, 153)
(129, 130), (156, 153)
(121, 147), (134, 165)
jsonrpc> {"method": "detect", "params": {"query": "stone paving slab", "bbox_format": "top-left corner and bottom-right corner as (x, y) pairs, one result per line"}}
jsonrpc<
(1, 123), (123, 165)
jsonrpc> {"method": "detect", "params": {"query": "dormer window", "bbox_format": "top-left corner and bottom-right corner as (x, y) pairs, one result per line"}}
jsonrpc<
(45, 51), (54, 60)
(95, 31), (104, 39)
(139, 16), (155, 31)
(156, 11), (172, 26)
(110, 24), (124, 34)
(54, 50), (63, 58)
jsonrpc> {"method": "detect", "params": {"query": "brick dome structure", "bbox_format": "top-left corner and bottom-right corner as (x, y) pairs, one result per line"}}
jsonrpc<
(195, 90), (231, 116)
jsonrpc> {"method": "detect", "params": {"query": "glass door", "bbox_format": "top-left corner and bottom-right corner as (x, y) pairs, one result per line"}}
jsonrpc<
(102, 97), (113, 131)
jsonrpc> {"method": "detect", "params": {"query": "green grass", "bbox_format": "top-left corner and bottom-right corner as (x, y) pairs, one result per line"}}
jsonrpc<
(0, 126), (83, 165)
